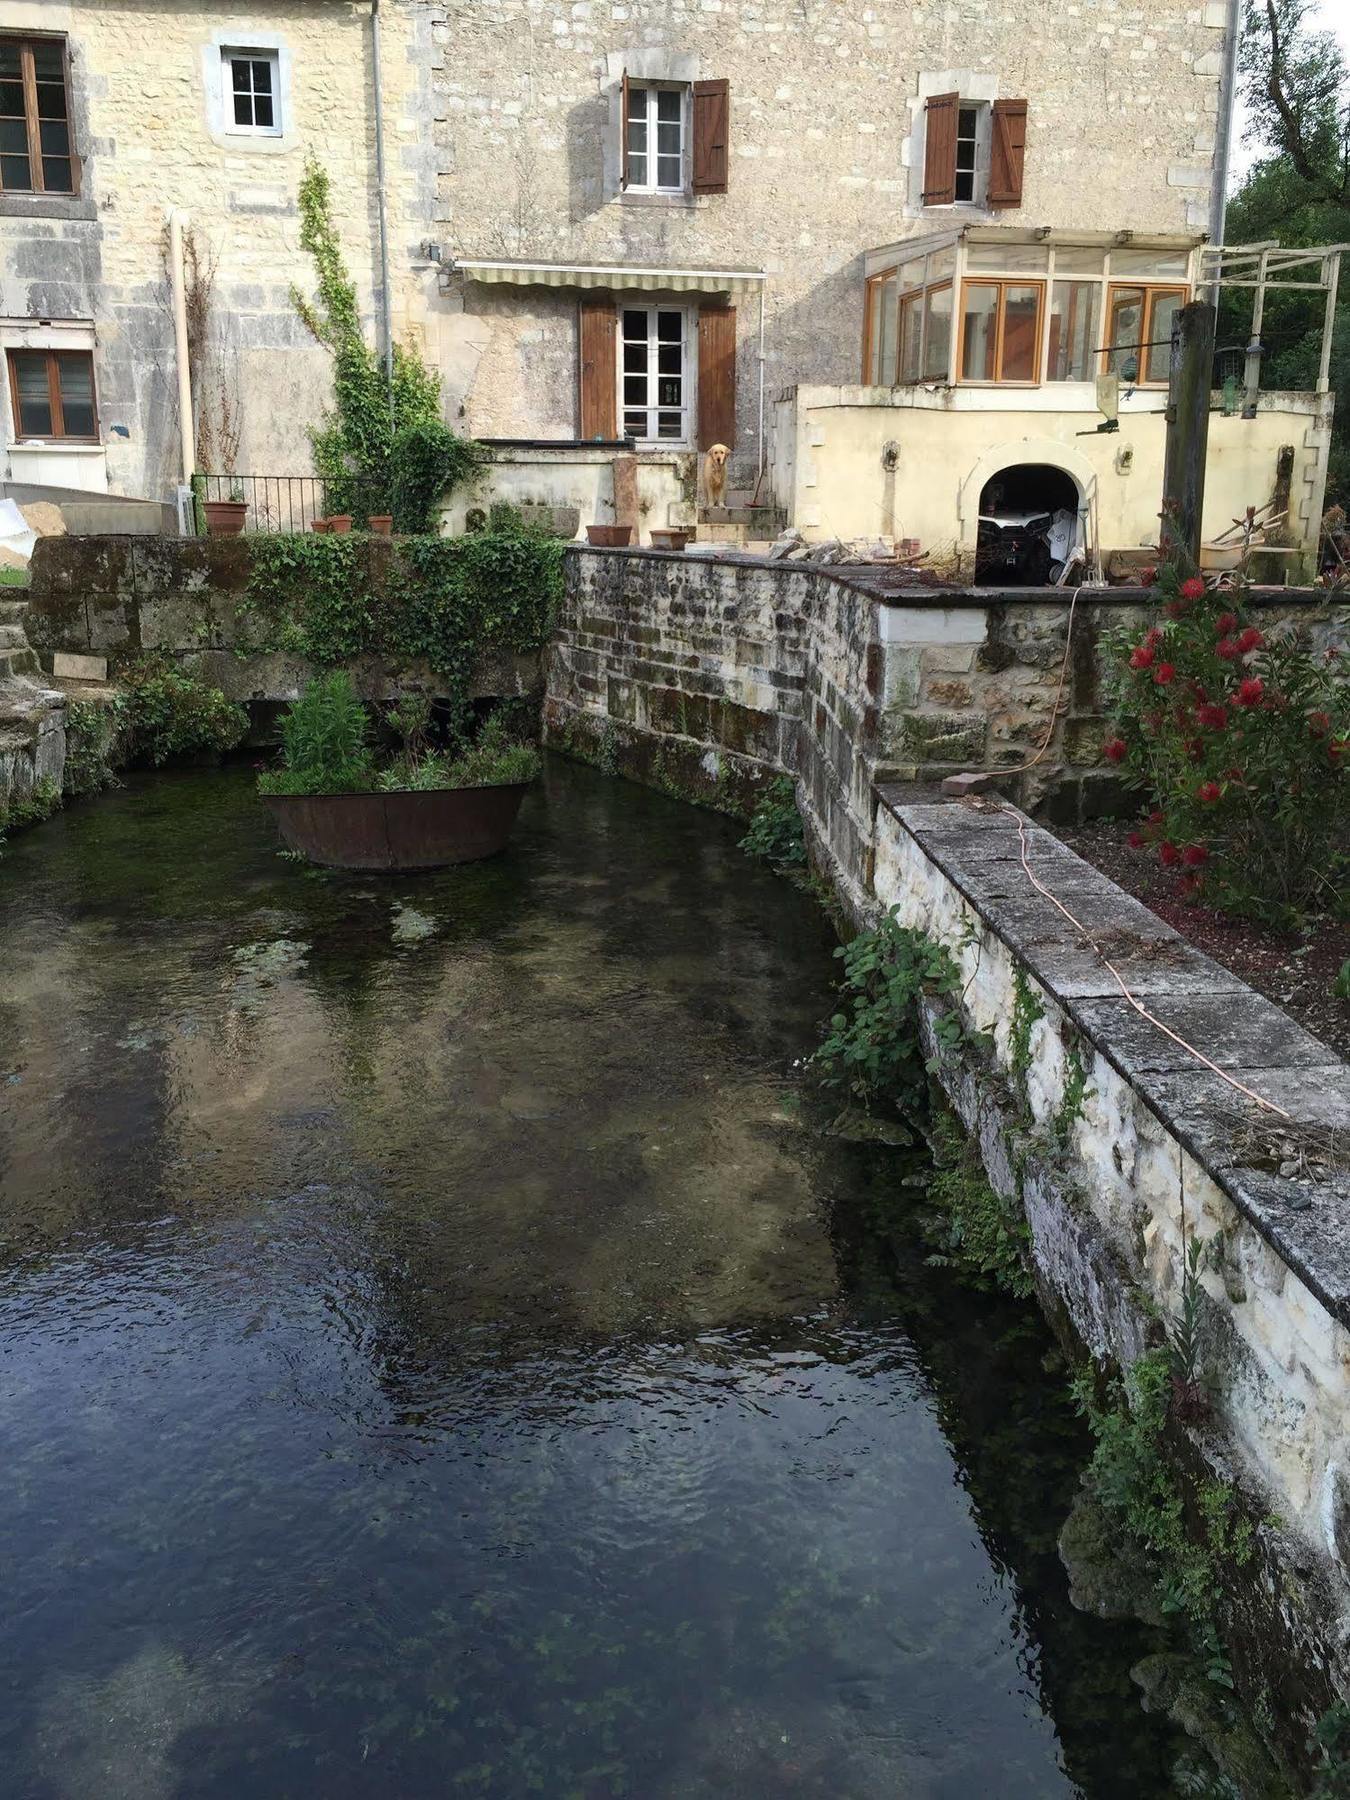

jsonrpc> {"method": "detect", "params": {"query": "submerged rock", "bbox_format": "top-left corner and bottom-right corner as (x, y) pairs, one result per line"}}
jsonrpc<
(1059, 1486), (1166, 1627)
(1132, 1652), (1293, 1800)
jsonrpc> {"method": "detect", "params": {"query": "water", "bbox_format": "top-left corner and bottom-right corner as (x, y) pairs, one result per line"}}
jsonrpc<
(0, 758), (1187, 1799)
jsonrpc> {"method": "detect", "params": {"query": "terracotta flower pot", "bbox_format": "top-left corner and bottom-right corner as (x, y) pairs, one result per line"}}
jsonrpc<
(368, 515), (393, 536)
(586, 524), (632, 547)
(649, 528), (691, 551)
(203, 499), (248, 537)
(327, 514), (353, 535)
(310, 517), (332, 534)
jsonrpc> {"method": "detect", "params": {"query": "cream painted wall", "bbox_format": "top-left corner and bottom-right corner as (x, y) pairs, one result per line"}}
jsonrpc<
(772, 385), (1333, 562)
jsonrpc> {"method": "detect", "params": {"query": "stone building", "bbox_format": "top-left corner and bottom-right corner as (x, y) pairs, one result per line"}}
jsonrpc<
(7, 0), (1327, 565)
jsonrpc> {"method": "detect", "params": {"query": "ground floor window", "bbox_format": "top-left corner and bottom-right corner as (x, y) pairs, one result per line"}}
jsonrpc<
(6, 346), (97, 440)
(621, 305), (689, 443)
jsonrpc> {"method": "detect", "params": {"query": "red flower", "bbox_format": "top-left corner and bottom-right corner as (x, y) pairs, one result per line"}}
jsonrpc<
(1180, 577), (1206, 600)
(1127, 829), (1146, 848)
(1103, 736), (1128, 764)
(1215, 612), (1238, 637)
(1196, 703), (1229, 731)
(1308, 710), (1332, 737)
(1160, 841), (1182, 867)
(1153, 662), (1176, 686)
(1197, 780), (1221, 804)
(1140, 565), (1157, 586)
(1164, 599), (1184, 620)
(1180, 873), (1205, 899)
(1236, 676), (1265, 708)
(1215, 637), (1241, 662)
(1236, 626), (1264, 654)
(1130, 644), (1156, 670)
(1331, 738), (1348, 764)
(1149, 809), (1164, 825)
(1182, 844), (1209, 867)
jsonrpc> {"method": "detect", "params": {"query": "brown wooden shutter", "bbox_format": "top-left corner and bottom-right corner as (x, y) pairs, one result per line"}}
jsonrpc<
(578, 297), (617, 440)
(692, 79), (730, 195)
(620, 70), (631, 190)
(988, 98), (1028, 208)
(697, 306), (736, 450)
(922, 92), (958, 206)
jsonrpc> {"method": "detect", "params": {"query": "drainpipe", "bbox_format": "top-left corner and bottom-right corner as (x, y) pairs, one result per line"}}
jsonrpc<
(1207, 0), (1242, 285)
(371, 0), (395, 421)
(168, 208), (196, 486)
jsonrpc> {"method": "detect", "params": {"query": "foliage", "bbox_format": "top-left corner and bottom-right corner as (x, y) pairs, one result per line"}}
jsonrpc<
(0, 566), (27, 587)
(114, 656), (248, 768)
(1311, 1702), (1350, 1799)
(291, 157), (481, 523)
(259, 675), (538, 796)
(390, 420), (487, 535)
(1334, 959), (1350, 1002)
(1234, 2), (1349, 507)
(1073, 1351), (1259, 1633)
(1105, 560), (1349, 923)
(923, 1108), (1034, 1298)
(0, 777), (61, 842)
(244, 517), (562, 741)
(814, 907), (964, 1113)
(739, 777), (807, 868)
(63, 699), (121, 797)
(1009, 967), (1046, 1086)
(1170, 1235), (1210, 1417)
(1052, 1042), (1092, 1151)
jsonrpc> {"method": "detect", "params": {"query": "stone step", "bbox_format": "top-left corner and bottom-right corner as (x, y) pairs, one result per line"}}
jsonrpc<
(0, 623), (29, 652)
(0, 598), (29, 627)
(0, 648), (38, 679)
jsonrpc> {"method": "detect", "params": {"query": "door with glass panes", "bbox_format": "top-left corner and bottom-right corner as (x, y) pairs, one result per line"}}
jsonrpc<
(620, 306), (690, 446)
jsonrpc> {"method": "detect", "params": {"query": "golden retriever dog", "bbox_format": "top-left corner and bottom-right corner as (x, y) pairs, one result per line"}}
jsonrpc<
(703, 443), (730, 510)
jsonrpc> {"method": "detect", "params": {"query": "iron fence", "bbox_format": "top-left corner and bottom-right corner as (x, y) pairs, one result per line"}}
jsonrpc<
(198, 473), (329, 535)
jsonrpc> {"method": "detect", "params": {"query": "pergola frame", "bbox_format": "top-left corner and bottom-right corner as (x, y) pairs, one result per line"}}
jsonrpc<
(1198, 240), (1344, 400)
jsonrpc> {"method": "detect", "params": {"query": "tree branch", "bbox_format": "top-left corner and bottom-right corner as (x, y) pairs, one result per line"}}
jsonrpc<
(1261, 0), (1349, 205)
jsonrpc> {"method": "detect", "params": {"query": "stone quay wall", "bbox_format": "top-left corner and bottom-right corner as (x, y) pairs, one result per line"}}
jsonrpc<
(546, 544), (1350, 1755)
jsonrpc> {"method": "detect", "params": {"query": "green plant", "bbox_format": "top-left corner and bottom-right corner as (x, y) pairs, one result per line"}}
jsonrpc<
(258, 670), (373, 796)
(1335, 960), (1350, 1002)
(814, 909), (963, 1113)
(1009, 967), (1045, 1087)
(0, 565), (27, 587)
(1169, 1235), (1210, 1420)
(1052, 1041), (1092, 1150)
(390, 420), (487, 534)
(1106, 558), (1349, 923)
(923, 1108), (1033, 1298)
(114, 656), (247, 767)
(740, 777), (807, 868)
(0, 776), (61, 838)
(292, 158), (480, 524)
(1311, 1702), (1350, 1798)
(63, 699), (121, 796)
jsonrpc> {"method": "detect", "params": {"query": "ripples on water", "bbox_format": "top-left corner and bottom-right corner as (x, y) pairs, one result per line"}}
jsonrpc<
(0, 759), (1186, 1798)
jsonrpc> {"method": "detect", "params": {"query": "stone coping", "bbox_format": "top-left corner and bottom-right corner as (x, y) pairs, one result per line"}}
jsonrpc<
(876, 783), (1350, 1327)
(566, 548), (1338, 612)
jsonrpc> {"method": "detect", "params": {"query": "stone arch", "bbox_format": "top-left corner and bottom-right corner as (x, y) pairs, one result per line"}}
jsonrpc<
(956, 436), (1099, 553)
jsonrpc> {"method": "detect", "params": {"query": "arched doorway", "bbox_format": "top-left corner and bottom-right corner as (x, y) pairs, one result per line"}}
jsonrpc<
(975, 462), (1083, 586)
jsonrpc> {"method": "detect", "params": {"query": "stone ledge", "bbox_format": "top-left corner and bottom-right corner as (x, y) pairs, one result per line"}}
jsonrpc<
(877, 783), (1350, 1329)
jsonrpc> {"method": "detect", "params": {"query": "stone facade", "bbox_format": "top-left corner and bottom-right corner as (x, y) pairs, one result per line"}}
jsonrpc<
(1, 1), (1228, 512)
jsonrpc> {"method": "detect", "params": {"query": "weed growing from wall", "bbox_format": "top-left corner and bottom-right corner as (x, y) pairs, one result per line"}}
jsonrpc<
(0, 777), (61, 846)
(62, 700), (121, 797)
(113, 657), (248, 768)
(923, 1108), (1034, 1298)
(1009, 967), (1045, 1089)
(1052, 1041), (1092, 1151)
(739, 777), (807, 869)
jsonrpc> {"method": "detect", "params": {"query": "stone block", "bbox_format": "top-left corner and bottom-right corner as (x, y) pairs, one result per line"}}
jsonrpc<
(899, 709), (988, 766)
(879, 605), (988, 647)
(52, 651), (107, 682)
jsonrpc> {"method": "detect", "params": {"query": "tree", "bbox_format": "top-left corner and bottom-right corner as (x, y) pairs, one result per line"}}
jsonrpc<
(1229, 3), (1349, 508)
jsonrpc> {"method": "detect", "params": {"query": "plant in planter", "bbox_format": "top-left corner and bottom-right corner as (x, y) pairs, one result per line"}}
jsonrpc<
(258, 672), (539, 871)
(202, 484), (249, 536)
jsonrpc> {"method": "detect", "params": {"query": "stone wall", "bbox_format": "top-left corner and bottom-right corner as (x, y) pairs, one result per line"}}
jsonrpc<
(546, 547), (1347, 838)
(24, 535), (543, 725)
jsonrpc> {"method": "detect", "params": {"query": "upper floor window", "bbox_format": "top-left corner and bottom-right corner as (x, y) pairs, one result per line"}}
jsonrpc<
(6, 347), (98, 441)
(620, 74), (728, 197)
(0, 36), (77, 196)
(922, 94), (1026, 211)
(223, 49), (280, 136)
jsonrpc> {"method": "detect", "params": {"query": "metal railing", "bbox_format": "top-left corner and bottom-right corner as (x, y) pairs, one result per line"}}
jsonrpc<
(198, 474), (329, 535)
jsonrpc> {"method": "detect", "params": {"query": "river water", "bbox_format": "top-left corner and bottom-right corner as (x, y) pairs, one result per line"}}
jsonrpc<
(0, 758), (1188, 1798)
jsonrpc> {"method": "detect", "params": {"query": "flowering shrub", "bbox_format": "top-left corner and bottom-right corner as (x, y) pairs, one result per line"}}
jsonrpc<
(1105, 562), (1349, 923)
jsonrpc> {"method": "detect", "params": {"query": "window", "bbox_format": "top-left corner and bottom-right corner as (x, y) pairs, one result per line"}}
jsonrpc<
(959, 279), (1044, 383)
(0, 36), (76, 195)
(6, 348), (98, 440)
(625, 85), (685, 193)
(954, 106), (979, 204)
(223, 50), (280, 136)
(621, 306), (689, 442)
(1047, 281), (1100, 382)
(1104, 284), (1187, 384)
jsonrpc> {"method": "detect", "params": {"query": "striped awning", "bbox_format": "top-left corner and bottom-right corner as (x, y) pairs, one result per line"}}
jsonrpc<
(453, 258), (766, 296)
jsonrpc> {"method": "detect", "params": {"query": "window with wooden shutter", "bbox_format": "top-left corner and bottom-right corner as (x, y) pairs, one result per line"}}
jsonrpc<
(697, 306), (736, 450)
(691, 79), (729, 195)
(578, 297), (617, 440)
(921, 92), (958, 207)
(988, 98), (1027, 208)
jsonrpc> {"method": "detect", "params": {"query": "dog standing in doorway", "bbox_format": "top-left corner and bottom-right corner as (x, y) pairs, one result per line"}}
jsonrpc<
(702, 443), (730, 511)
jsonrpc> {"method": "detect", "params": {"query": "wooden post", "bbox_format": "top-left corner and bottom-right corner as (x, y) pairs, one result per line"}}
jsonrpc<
(1160, 299), (1216, 570)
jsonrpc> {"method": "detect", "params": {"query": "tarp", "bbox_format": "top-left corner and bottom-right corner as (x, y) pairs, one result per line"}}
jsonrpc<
(0, 498), (37, 566)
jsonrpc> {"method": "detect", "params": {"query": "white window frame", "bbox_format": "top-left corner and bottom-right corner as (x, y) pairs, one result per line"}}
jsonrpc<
(625, 83), (689, 196)
(221, 48), (281, 138)
(952, 102), (986, 205)
(619, 303), (693, 447)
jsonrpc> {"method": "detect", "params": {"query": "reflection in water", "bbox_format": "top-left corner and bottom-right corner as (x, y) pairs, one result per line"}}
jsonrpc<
(0, 760), (1185, 1798)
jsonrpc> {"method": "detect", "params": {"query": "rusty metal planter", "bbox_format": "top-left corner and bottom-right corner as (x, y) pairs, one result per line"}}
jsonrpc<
(263, 783), (531, 871)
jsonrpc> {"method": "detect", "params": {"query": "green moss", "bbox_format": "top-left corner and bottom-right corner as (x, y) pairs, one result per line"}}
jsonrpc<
(1053, 1041), (1092, 1150)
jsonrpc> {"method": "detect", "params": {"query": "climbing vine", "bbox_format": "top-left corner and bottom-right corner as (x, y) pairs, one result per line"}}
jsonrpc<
(291, 157), (482, 523)
(923, 1107), (1034, 1298)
